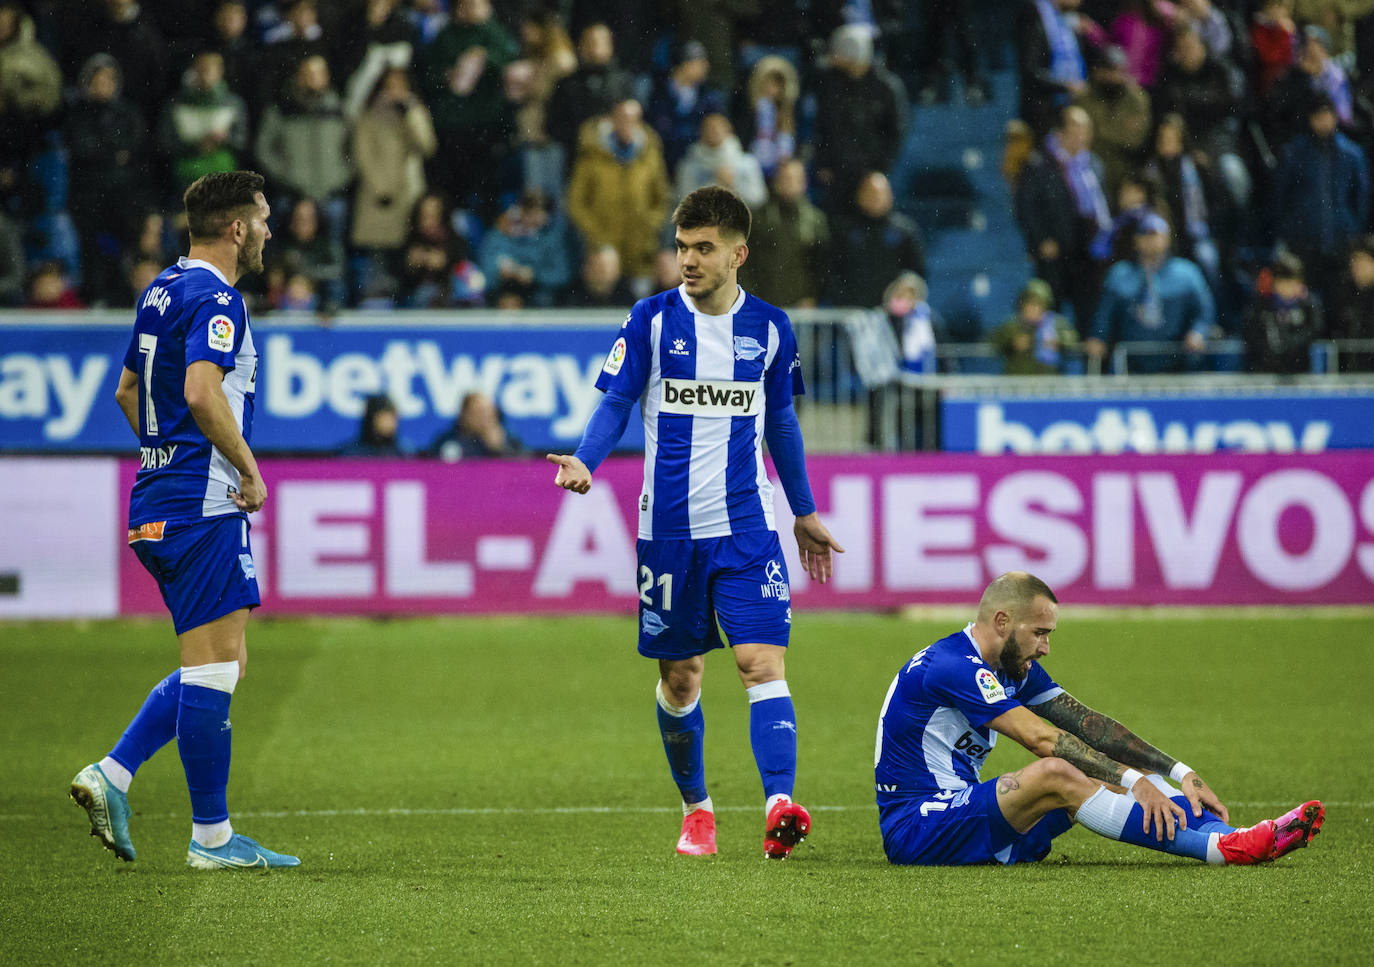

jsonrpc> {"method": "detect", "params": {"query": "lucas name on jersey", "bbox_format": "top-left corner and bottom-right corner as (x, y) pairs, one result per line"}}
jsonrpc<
(660, 378), (761, 416)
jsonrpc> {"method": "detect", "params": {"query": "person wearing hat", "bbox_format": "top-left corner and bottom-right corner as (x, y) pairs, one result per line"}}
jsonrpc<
(646, 39), (727, 170)
(1244, 252), (1324, 374)
(1263, 21), (1354, 149)
(990, 279), (1081, 375)
(1074, 44), (1152, 200)
(1086, 212), (1213, 372)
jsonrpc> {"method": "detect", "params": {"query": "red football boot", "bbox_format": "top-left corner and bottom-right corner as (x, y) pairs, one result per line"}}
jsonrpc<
(676, 808), (717, 856)
(1216, 820), (1276, 865)
(1271, 800), (1324, 859)
(764, 800), (811, 859)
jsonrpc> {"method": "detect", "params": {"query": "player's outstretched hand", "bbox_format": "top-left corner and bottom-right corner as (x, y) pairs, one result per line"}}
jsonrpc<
(546, 453), (592, 494)
(1126, 774), (1188, 841)
(794, 512), (844, 584)
(1179, 771), (1229, 825)
(234, 469), (266, 512)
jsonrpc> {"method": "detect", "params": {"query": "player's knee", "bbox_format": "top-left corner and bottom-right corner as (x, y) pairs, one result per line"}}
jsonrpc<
(733, 647), (785, 687)
(1026, 756), (1084, 790)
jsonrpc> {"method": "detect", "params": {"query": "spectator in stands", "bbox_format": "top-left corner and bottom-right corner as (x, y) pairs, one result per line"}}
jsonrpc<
(1001, 119), (1037, 190)
(646, 39), (727, 171)
(545, 22), (635, 154)
(736, 56), (799, 180)
(477, 188), (572, 308)
(1142, 113), (1224, 284)
(1272, 94), (1370, 307)
(268, 197), (346, 312)
(158, 50), (250, 193)
(916, 0), (989, 106)
(675, 113), (767, 207)
(1017, 0), (1092, 138)
(990, 278), (1081, 374)
(57, 0), (168, 123)
(1091, 170), (1159, 265)
(827, 172), (926, 308)
(335, 0), (420, 122)
(745, 159), (830, 308)
(1076, 45), (1152, 199)
(885, 271), (938, 374)
(124, 256), (161, 307)
(812, 25), (908, 211)
(0, 209), (23, 306)
(1245, 252), (1323, 374)
(1109, 0), (1179, 89)
(339, 394), (410, 456)
(351, 66), (436, 269)
(255, 54), (353, 239)
(1155, 22), (1250, 208)
(0, 0), (62, 203)
(417, 0), (519, 214)
(566, 99), (670, 295)
(653, 247), (680, 292)
(1175, 0), (1233, 59)
(517, 7), (577, 107)
(401, 191), (480, 308)
(25, 260), (83, 309)
(404, 0), (449, 45)
(66, 55), (147, 306)
(1265, 24), (1354, 150)
(1087, 213), (1213, 372)
(210, 2), (260, 120)
(1250, 0), (1298, 97)
(675, 0), (750, 94)
(566, 243), (635, 307)
(258, 0), (330, 110)
(1015, 105), (1112, 335)
(1329, 235), (1374, 372)
(429, 391), (524, 460)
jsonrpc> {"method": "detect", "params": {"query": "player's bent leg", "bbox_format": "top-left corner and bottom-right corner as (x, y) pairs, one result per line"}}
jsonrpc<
(994, 758), (1098, 833)
(733, 644), (809, 858)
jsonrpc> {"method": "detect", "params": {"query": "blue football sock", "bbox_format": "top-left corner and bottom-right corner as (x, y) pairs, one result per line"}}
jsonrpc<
(1076, 786), (1219, 863)
(177, 683), (233, 824)
(109, 670), (181, 775)
(1168, 795), (1234, 835)
(747, 681), (797, 800)
(656, 683), (707, 805)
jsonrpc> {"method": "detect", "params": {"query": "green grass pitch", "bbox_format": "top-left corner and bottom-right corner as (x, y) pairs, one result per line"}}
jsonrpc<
(2, 611), (1371, 966)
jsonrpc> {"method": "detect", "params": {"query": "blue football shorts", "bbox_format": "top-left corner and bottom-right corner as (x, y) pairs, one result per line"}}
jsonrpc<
(635, 530), (792, 660)
(879, 779), (1074, 866)
(129, 514), (260, 635)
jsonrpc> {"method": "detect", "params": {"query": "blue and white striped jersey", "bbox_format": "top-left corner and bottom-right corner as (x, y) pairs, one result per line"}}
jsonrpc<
(125, 257), (256, 527)
(874, 625), (1063, 807)
(595, 284), (804, 541)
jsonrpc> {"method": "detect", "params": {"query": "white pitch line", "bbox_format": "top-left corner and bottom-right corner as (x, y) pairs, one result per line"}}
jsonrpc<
(10, 801), (1369, 823)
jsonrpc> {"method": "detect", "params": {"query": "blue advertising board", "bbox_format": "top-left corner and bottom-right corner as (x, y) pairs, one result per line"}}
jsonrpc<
(0, 322), (639, 453)
(943, 393), (1374, 453)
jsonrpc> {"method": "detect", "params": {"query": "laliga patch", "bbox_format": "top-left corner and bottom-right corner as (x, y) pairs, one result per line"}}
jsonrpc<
(603, 336), (627, 375)
(208, 314), (235, 352)
(975, 668), (1007, 704)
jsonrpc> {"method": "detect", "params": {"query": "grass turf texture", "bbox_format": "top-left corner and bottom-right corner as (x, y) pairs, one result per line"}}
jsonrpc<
(1, 612), (1370, 966)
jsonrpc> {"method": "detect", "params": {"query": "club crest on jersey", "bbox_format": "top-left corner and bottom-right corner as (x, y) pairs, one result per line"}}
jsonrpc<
(208, 315), (235, 352)
(734, 335), (766, 360)
(669, 337), (691, 357)
(603, 336), (626, 375)
(975, 668), (1007, 704)
(641, 610), (668, 636)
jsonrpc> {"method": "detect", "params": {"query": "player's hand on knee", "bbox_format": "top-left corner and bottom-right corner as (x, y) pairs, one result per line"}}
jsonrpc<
(1181, 772), (1229, 824)
(546, 453), (592, 494)
(1130, 779), (1187, 841)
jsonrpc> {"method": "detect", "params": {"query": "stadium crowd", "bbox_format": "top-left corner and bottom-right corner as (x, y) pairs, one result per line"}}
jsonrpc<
(1, 0), (1373, 372)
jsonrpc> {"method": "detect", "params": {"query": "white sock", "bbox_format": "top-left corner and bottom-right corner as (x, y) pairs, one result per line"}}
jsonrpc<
(1073, 786), (1134, 839)
(1205, 833), (1223, 865)
(684, 796), (714, 816)
(98, 757), (133, 794)
(766, 793), (792, 817)
(192, 820), (233, 848)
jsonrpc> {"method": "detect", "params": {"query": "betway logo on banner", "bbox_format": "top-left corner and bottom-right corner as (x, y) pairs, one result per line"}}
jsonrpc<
(942, 395), (1374, 454)
(0, 323), (633, 451)
(101, 452), (1374, 617)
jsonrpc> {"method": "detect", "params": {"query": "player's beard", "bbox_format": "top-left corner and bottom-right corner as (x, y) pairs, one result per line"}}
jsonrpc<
(237, 226), (265, 277)
(998, 630), (1031, 682)
(683, 264), (727, 302)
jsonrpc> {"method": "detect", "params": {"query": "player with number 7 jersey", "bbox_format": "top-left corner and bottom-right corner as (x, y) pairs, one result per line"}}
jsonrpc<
(547, 187), (845, 859)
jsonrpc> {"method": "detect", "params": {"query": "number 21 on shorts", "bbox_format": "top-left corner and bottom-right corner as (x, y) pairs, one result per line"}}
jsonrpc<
(638, 566), (673, 610)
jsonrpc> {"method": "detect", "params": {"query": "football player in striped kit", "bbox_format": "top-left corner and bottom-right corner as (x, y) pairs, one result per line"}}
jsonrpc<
(549, 186), (843, 858)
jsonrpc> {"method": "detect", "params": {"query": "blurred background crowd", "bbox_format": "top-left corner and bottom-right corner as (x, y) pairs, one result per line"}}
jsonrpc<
(2, 0), (1373, 374)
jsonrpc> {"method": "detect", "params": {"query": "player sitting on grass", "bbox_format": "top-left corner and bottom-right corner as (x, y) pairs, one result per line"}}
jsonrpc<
(549, 186), (843, 858)
(69, 171), (298, 870)
(874, 571), (1324, 866)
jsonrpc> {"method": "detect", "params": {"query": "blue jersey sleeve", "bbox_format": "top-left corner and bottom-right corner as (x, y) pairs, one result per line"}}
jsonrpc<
(593, 303), (651, 399)
(184, 290), (247, 370)
(923, 653), (1024, 728)
(1017, 661), (1063, 708)
(764, 315), (804, 410)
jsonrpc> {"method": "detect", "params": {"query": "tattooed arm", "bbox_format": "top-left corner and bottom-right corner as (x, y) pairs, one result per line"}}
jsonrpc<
(1031, 691), (1229, 823)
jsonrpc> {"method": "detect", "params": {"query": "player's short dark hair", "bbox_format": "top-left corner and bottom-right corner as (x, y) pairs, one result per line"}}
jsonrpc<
(183, 170), (265, 242)
(672, 186), (751, 242)
(978, 572), (1059, 621)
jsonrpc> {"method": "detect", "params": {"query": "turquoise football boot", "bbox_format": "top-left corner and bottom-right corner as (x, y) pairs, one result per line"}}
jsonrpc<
(69, 763), (136, 862)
